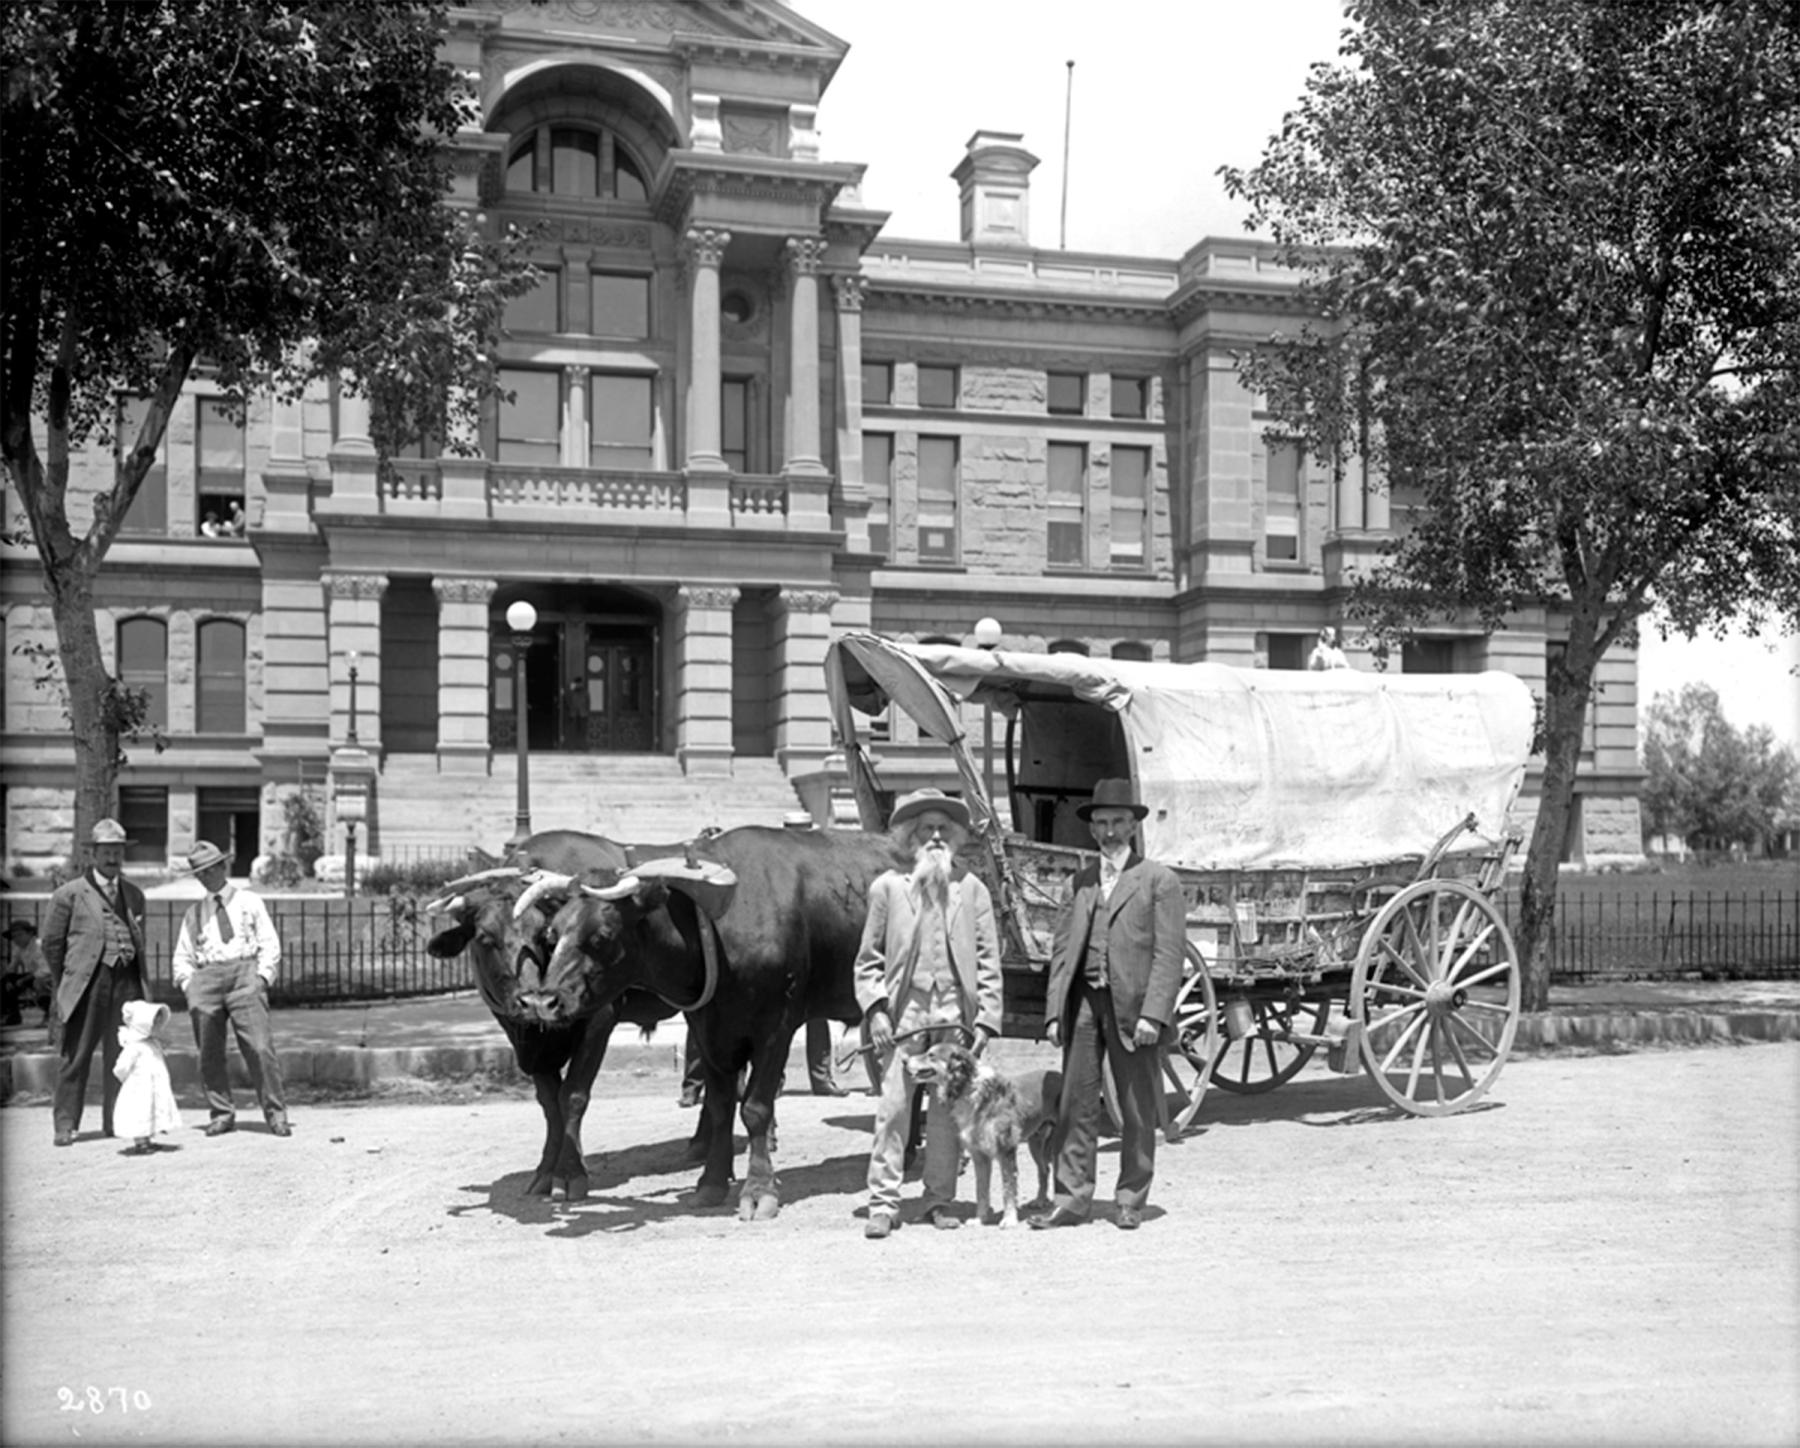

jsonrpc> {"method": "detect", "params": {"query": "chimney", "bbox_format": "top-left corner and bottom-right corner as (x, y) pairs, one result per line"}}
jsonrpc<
(952, 130), (1039, 247)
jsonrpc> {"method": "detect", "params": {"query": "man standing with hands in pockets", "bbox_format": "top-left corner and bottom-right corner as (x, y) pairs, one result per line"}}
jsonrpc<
(171, 840), (292, 1137)
(1033, 778), (1185, 1231)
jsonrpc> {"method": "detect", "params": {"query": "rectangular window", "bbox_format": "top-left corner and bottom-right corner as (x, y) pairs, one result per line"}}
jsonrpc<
(197, 399), (245, 536)
(590, 272), (649, 338)
(1266, 439), (1301, 562)
(504, 269), (560, 334)
(496, 368), (561, 464)
(117, 395), (167, 536)
(917, 435), (959, 562)
(551, 128), (599, 195)
(1403, 638), (1459, 675)
(196, 620), (247, 733)
(589, 373), (654, 469)
(1047, 441), (1086, 567)
(117, 786), (168, 866)
(862, 361), (893, 407)
(117, 618), (167, 731)
(1047, 371), (1086, 416)
(721, 378), (749, 473)
(1112, 375), (1149, 419)
(1267, 634), (1309, 671)
(1110, 446), (1150, 566)
(862, 432), (892, 559)
(917, 364), (958, 410)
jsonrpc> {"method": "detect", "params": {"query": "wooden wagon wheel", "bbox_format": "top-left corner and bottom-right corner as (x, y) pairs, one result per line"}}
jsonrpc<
(1157, 942), (1221, 1140)
(1209, 994), (1329, 1095)
(1349, 877), (1520, 1116)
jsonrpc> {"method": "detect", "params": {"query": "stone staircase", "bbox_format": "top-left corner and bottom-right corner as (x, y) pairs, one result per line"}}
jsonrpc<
(372, 752), (806, 858)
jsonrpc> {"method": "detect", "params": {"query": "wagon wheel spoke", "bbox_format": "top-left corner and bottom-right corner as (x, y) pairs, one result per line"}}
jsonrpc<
(1454, 955), (1511, 991)
(1376, 1003), (1429, 1073)
(1404, 1019), (1430, 1099)
(1446, 1011), (1500, 1058)
(1441, 1020), (1477, 1090)
(1379, 930), (1432, 990)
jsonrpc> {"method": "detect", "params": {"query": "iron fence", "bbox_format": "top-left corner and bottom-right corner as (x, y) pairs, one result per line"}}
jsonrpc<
(4, 887), (1795, 1006)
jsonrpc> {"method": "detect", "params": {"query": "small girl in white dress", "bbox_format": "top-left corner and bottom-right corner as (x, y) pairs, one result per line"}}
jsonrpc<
(114, 1000), (182, 1154)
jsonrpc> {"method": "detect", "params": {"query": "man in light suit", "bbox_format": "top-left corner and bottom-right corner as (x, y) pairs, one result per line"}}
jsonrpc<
(42, 818), (148, 1146)
(854, 788), (1002, 1238)
(1033, 778), (1185, 1230)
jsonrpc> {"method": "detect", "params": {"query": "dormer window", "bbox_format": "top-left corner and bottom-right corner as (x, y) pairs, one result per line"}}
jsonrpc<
(506, 125), (648, 202)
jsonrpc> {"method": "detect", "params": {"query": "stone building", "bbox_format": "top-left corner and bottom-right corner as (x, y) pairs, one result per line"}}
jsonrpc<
(0, 0), (1644, 872)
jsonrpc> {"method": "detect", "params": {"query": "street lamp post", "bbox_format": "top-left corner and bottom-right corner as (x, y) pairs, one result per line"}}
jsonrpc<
(505, 600), (537, 850)
(344, 650), (359, 897)
(972, 616), (1003, 811)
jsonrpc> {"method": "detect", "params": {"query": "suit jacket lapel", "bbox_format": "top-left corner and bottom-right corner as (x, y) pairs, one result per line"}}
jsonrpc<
(92, 874), (143, 953)
(1106, 854), (1146, 921)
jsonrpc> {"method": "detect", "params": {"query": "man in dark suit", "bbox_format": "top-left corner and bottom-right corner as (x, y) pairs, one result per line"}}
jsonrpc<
(42, 818), (148, 1146)
(1032, 778), (1185, 1231)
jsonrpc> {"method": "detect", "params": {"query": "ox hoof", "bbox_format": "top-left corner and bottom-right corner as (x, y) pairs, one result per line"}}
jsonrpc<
(524, 1172), (555, 1197)
(693, 1182), (730, 1209)
(752, 1191), (781, 1221)
(562, 1177), (590, 1202)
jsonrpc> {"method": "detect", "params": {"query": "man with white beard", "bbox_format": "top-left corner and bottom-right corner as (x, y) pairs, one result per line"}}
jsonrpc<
(854, 788), (1003, 1239)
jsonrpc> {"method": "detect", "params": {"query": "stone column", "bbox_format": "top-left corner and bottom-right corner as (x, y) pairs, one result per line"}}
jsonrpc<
(782, 237), (829, 476)
(323, 572), (388, 748)
(773, 587), (839, 776)
(831, 274), (872, 552)
(674, 583), (738, 777)
(432, 576), (497, 773)
(439, 359), (489, 521)
(563, 364), (589, 469)
(1336, 453), (1363, 533)
(329, 380), (379, 515)
(682, 228), (732, 528)
(262, 387), (312, 534)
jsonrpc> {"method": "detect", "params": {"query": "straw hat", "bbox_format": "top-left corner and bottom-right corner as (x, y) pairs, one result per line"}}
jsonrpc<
(182, 840), (230, 875)
(87, 818), (132, 845)
(888, 788), (972, 832)
(1076, 777), (1149, 821)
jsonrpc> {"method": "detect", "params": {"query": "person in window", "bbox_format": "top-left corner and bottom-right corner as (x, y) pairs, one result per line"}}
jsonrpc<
(1308, 626), (1350, 671)
(200, 511), (224, 538)
(171, 840), (292, 1138)
(42, 818), (147, 1147)
(224, 500), (246, 536)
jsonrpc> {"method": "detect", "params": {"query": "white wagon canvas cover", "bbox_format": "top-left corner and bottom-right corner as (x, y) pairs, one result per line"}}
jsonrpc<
(826, 632), (1536, 873)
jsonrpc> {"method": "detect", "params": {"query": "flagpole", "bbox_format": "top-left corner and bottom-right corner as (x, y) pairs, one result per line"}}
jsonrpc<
(1060, 60), (1074, 250)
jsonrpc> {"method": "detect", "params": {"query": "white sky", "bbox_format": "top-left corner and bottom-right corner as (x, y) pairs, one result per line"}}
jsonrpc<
(797, 0), (1800, 753)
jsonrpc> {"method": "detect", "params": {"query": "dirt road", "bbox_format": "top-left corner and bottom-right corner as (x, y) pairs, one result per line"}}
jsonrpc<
(3, 1042), (1797, 1447)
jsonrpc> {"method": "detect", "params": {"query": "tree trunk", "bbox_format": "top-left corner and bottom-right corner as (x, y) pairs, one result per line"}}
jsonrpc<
(1514, 620), (1603, 1013)
(45, 564), (123, 860)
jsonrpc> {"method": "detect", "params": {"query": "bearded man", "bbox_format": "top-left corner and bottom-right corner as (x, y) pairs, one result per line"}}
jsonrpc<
(853, 788), (1002, 1239)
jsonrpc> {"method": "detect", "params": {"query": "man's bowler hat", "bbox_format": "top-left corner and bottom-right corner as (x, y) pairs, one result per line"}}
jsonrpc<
(1077, 777), (1149, 821)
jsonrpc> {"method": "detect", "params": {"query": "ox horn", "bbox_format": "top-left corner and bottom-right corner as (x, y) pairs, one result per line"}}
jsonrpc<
(579, 873), (642, 901)
(513, 870), (577, 919)
(435, 865), (524, 894)
(421, 892), (467, 915)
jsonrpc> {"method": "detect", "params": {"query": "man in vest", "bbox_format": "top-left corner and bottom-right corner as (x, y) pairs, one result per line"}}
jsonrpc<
(854, 788), (1002, 1238)
(43, 818), (148, 1146)
(1033, 778), (1184, 1230)
(171, 840), (291, 1137)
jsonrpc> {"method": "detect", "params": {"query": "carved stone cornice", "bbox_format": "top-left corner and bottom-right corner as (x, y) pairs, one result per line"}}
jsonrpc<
(778, 587), (839, 615)
(528, 219), (653, 250)
(783, 236), (827, 277)
(678, 583), (740, 612)
(866, 282), (1170, 326)
(1166, 281), (1314, 328)
(830, 275), (867, 313)
(432, 576), (498, 606)
(655, 155), (860, 229)
(322, 572), (389, 602)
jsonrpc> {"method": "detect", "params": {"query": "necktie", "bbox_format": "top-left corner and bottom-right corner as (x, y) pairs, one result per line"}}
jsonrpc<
(214, 895), (235, 944)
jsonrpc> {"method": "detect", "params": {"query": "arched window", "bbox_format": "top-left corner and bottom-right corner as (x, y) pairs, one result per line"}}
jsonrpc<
(1111, 641), (1153, 662)
(116, 617), (167, 730)
(1048, 638), (1090, 656)
(506, 125), (648, 202)
(196, 619), (246, 733)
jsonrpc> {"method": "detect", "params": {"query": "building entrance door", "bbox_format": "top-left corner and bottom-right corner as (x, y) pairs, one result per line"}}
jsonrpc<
(564, 623), (654, 751)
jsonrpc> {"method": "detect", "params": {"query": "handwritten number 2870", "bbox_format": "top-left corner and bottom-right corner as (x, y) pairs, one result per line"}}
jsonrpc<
(57, 1386), (152, 1413)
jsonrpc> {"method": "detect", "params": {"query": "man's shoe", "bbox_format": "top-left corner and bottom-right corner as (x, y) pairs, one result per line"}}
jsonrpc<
(1028, 1206), (1088, 1231)
(268, 1120), (293, 1138)
(1115, 1207), (1143, 1231)
(923, 1206), (962, 1231)
(864, 1212), (897, 1240)
(810, 1081), (849, 1097)
(53, 1130), (75, 1148)
(204, 1118), (236, 1137)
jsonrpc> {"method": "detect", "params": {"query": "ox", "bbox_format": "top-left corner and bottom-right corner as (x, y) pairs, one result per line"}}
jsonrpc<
(518, 825), (906, 1219)
(425, 831), (684, 1199)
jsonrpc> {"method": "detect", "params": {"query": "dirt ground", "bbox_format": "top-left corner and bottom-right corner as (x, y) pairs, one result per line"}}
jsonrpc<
(3, 1041), (1797, 1447)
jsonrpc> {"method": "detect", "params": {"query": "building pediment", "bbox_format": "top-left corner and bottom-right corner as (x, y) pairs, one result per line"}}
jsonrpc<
(483, 1), (846, 77)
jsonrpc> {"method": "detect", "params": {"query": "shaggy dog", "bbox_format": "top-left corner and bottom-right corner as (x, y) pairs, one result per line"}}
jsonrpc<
(912, 1042), (1060, 1228)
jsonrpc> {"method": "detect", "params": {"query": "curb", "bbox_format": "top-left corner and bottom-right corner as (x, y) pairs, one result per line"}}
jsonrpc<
(1512, 1009), (1800, 1053)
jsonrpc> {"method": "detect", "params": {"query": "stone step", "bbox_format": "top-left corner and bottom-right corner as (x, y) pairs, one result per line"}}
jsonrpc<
(371, 753), (803, 857)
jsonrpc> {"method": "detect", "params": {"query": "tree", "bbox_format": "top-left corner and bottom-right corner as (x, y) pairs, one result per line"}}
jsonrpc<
(1641, 683), (1798, 853)
(1, 1), (533, 853)
(1222, 0), (1800, 1009)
